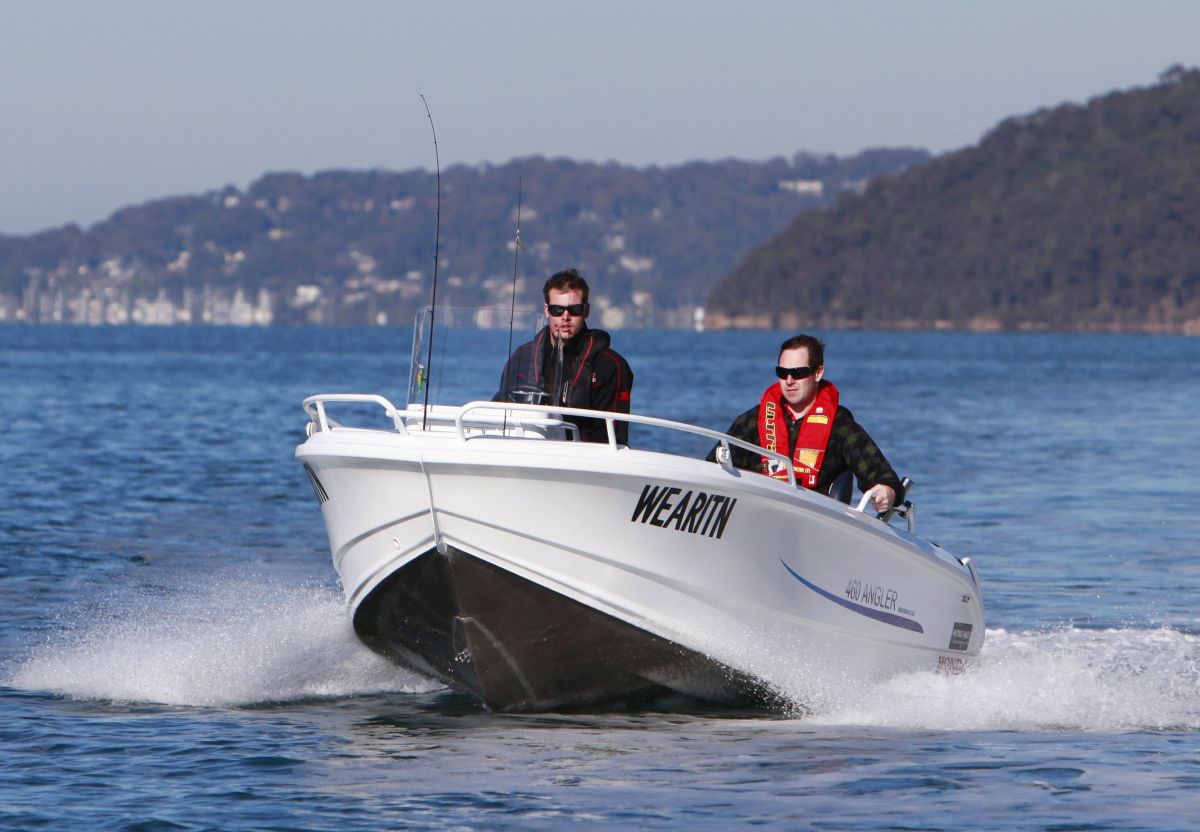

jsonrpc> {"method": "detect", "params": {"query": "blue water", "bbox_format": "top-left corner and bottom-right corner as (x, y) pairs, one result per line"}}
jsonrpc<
(3, 325), (1200, 830)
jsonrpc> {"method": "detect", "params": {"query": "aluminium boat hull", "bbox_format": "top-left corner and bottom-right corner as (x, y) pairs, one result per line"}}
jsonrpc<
(353, 545), (773, 711)
(297, 404), (985, 713)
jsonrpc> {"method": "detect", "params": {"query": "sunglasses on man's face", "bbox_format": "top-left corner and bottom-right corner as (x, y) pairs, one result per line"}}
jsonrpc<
(775, 365), (816, 380)
(547, 303), (587, 317)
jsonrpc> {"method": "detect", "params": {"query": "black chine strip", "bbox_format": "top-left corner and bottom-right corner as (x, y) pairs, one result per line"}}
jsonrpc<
(303, 463), (329, 504)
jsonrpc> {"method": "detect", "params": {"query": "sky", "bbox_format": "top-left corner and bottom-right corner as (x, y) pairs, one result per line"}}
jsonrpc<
(2, 0), (1198, 235)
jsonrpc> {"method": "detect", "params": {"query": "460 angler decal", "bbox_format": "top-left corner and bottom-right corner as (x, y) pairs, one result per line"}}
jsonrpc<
(844, 578), (899, 612)
(631, 484), (737, 539)
(781, 559), (924, 634)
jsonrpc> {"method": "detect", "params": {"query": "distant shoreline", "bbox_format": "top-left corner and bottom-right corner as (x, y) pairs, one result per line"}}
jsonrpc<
(702, 313), (1200, 336)
(3, 319), (1196, 336)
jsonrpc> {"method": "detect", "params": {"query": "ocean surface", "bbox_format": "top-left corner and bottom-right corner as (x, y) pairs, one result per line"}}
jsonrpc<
(2, 324), (1199, 830)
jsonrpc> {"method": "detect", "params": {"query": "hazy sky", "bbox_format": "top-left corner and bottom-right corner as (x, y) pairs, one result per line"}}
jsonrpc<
(3, 0), (1198, 234)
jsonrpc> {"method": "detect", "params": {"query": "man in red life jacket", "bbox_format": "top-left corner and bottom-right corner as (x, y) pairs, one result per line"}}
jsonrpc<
(707, 334), (902, 512)
(496, 268), (634, 444)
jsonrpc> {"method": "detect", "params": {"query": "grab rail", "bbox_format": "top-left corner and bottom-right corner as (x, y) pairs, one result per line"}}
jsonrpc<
(454, 400), (798, 487)
(856, 484), (918, 532)
(302, 394), (407, 435)
(301, 395), (799, 490)
(297, 396), (919, 522)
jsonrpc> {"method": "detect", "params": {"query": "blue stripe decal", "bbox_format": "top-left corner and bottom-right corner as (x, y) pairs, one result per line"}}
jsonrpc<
(780, 559), (924, 634)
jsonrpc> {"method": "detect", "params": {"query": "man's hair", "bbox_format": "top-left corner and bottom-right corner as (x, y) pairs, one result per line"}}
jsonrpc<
(778, 333), (825, 368)
(543, 268), (589, 304)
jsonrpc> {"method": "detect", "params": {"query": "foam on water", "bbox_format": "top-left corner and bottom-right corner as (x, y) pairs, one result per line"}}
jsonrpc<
(6, 575), (436, 706)
(805, 626), (1200, 731)
(11, 572), (1200, 731)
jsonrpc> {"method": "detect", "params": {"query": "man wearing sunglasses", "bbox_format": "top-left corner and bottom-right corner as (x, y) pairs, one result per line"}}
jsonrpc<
(707, 334), (901, 512)
(496, 268), (634, 443)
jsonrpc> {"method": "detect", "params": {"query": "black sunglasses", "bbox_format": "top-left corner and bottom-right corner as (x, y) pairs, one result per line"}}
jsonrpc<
(775, 365), (815, 380)
(547, 303), (587, 317)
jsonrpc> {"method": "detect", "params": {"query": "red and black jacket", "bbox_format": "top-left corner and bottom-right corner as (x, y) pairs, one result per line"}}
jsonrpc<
(757, 380), (840, 489)
(707, 384), (902, 498)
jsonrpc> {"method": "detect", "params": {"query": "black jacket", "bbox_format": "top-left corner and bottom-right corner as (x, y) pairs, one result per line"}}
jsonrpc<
(496, 326), (634, 443)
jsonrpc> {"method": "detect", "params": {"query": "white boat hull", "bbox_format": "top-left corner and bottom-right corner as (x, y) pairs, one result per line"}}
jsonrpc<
(298, 403), (985, 712)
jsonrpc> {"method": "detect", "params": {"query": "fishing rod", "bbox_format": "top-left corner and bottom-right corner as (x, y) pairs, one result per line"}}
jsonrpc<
(502, 178), (525, 434)
(419, 94), (441, 428)
(505, 179), (524, 374)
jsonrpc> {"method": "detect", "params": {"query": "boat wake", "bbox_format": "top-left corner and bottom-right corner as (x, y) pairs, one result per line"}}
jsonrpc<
(11, 573), (1198, 731)
(6, 575), (436, 707)
(802, 625), (1200, 731)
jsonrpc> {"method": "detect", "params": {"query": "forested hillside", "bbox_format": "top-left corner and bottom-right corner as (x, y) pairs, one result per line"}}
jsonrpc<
(706, 67), (1200, 334)
(0, 150), (926, 327)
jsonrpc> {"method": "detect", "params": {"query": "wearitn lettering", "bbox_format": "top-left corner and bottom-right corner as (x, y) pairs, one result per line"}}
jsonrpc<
(630, 483), (737, 540)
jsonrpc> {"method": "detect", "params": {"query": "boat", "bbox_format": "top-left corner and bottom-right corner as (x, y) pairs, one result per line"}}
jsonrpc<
(296, 306), (985, 712)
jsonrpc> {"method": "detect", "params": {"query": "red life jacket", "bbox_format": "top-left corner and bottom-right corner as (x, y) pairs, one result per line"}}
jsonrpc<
(757, 380), (839, 489)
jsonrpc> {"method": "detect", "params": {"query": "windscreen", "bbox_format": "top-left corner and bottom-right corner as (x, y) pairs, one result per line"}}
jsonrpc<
(407, 306), (545, 408)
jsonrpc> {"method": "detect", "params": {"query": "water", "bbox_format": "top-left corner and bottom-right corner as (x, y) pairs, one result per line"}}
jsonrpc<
(2, 325), (1199, 830)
